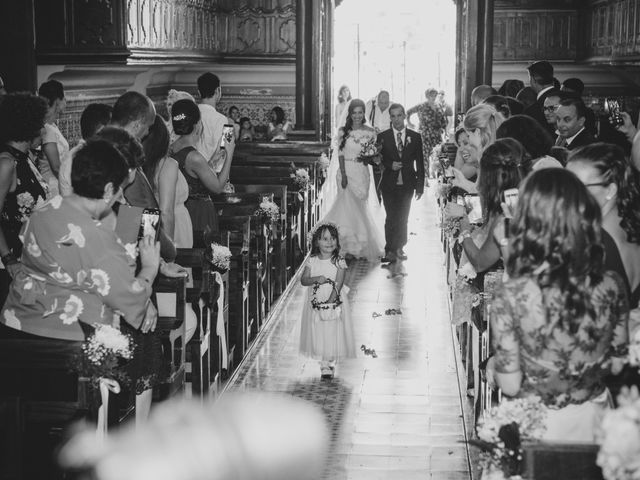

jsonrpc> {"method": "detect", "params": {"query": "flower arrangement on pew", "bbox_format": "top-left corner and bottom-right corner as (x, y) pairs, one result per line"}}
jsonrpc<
(470, 397), (547, 479)
(318, 152), (330, 172)
(438, 216), (461, 240)
(290, 164), (310, 190)
(73, 324), (133, 387)
(435, 179), (452, 203)
(211, 242), (232, 272)
(597, 386), (640, 480)
(255, 197), (280, 224)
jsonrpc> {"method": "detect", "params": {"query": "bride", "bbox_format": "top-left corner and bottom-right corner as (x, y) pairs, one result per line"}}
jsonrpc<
(321, 99), (385, 262)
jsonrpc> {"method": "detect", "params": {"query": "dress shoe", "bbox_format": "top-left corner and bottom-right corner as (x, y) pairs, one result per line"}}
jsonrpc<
(396, 249), (408, 260)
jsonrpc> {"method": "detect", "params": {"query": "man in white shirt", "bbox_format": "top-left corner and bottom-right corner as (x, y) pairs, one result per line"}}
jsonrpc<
(365, 90), (392, 133)
(196, 72), (234, 172)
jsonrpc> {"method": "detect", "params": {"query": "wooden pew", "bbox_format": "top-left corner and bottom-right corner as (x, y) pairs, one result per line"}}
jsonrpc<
(218, 216), (251, 370)
(232, 185), (289, 296)
(217, 205), (271, 341)
(522, 442), (602, 480)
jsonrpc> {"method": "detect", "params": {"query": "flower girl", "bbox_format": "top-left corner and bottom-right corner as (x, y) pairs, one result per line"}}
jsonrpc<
(299, 223), (356, 378)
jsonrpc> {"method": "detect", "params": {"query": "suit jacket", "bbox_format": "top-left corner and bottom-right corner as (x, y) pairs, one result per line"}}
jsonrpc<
(123, 169), (177, 262)
(565, 129), (596, 151)
(377, 128), (425, 195)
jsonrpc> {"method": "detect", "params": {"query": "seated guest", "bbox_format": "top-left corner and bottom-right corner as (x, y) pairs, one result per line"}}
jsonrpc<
(453, 127), (479, 181)
(451, 104), (505, 193)
(566, 143), (640, 307)
(239, 116), (254, 142)
(228, 105), (241, 139)
(0, 139), (162, 420)
(446, 138), (523, 272)
(488, 168), (628, 443)
(496, 114), (554, 172)
(38, 79), (69, 196)
(482, 95), (511, 119)
(470, 85), (497, 107)
(267, 106), (293, 141)
(59, 102), (112, 196)
(560, 77), (597, 137)
(542, 90), (562, 134)
(0, 92), (49, 307)
(555, 96), (596, 150)
(170, 99), (233, 246)
(142, 115), (193, 249)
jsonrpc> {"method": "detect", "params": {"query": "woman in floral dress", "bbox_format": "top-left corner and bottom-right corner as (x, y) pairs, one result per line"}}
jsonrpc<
(487, 168), (629, 443)
(0, 92), (50, 307)
(1, 140), (162, 421)
(407, 88), (447, 170)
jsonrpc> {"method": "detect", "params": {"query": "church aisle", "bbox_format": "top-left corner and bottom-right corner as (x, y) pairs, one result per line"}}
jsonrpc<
(223, 188), (471, 480)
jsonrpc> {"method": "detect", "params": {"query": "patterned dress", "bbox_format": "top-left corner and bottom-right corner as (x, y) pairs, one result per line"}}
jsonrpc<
(491, 273), (628, 441)
(406, 101), (447, 163)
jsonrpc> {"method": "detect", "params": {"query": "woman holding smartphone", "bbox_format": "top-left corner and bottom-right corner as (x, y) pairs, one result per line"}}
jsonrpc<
(169, 99), (233, 245)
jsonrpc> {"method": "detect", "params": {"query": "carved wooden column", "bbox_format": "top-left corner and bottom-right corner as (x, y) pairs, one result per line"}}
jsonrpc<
(296, 0), (313, 131)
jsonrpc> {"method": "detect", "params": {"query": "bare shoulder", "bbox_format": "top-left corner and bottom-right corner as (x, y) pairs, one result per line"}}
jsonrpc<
(362, 125), (375, 133)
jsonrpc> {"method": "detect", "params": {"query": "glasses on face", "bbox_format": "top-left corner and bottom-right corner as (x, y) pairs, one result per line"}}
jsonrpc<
(543, 105), (559, 113)
(584, 181), (610, 188)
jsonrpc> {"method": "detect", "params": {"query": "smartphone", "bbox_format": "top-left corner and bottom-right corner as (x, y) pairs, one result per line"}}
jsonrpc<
(220, 124), (235, 150)
(464, 194), (483, 224)
(605, 98), (624, 127)
(503, 188), (519, 217)
(139, 208), (161, 241)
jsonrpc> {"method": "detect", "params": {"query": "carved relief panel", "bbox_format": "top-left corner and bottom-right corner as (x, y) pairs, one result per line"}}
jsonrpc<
(586, 0), (640, 60)
(493, 9), (577, 61)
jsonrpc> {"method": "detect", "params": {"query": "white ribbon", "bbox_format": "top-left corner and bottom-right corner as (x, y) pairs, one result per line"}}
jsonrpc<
(213, 271), (229, 369)
(96, 377), (121, 440)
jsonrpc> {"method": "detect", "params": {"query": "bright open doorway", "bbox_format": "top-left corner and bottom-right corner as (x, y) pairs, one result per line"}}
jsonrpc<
(332, 0), (456, 131)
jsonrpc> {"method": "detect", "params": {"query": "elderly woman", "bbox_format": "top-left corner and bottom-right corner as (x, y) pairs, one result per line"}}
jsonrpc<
(1, 139), (161, 419)
(0, 92), (50, 307)
(488, 168), (629, 442)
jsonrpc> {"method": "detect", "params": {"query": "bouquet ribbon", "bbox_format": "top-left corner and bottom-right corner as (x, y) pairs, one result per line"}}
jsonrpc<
(213, 271), (229, 369)
(96, 377), (121, 440)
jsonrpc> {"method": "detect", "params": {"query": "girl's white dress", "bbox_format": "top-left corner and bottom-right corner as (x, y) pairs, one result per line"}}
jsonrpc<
(321, 129), (385, 261)
(299, 256), (356, 361)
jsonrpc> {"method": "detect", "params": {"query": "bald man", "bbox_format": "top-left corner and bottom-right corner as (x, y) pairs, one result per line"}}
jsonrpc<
(470, 85), (497, 106)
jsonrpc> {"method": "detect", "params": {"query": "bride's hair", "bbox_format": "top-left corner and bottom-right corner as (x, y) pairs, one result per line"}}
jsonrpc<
(339, 98), (367, 151)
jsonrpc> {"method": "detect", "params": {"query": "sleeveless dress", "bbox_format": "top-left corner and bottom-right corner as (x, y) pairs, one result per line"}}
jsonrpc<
(321, 129), (385, 261)
(171, 146), (218, 247)
(299, 256), (356, 361)
(154, 158), (193, 249)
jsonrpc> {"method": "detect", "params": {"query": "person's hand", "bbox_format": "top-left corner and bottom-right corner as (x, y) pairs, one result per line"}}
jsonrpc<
(485, 356), (497, 389)
(315, 275), (327, 285)
(140, 301), (158, 333)
(138, 236), (160, 273)
(327, 291), (338, 303)
(444, 202), (465, 219)
(616, 111), (638, 143)
(391, 161), (402, 171)
(6, 261), (20, 279)
(341, 175), (348, 189)
(500, 201), (515, 219)
(415, 192), (423, 200)
(450, 167), (467, 188)
(372, 154), (382, 165)
(160, 261), (188, 278)
(459, 214), (471, 233)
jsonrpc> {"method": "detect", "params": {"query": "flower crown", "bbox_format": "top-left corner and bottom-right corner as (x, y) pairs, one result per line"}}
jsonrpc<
(308, 222), (340, 248)
(173, 113), (187, 121)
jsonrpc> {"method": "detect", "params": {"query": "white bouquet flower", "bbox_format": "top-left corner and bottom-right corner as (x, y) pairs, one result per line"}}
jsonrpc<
(290, 167), (310, 190)
(211, 242), (232, 271)
(318, 152), (330, 171)
(255, 199), (280, 223)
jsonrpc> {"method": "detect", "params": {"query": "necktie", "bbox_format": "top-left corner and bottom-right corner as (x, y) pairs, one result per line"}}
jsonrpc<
(396, 131), (404, 185)
(555, 135), (567, 148)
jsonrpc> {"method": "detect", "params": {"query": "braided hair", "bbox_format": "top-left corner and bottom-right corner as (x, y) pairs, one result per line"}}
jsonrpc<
(338, 98), (367, 151)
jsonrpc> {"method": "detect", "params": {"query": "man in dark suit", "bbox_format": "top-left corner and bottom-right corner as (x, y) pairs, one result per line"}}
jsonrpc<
(377, 103), (424, 264)
(524, 61), (559, 135)
(555, 96), (596, 150)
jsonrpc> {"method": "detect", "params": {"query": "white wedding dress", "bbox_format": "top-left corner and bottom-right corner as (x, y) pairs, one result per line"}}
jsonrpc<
(320, 128), (385, 262)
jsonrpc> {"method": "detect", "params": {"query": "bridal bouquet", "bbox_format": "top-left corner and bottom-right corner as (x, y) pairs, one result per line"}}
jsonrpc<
(211, 242), (232, 271)
(255, 198), (280, 223)
(357, 137), (381, 165)
(470, 397), (547, 478)
(73, 324), (133, 387)
(597, 386), (640, 480)
(290, 166), (310, 190)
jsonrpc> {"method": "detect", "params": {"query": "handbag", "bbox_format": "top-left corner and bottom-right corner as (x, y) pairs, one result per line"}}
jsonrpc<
(311, 279), (342, 322)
